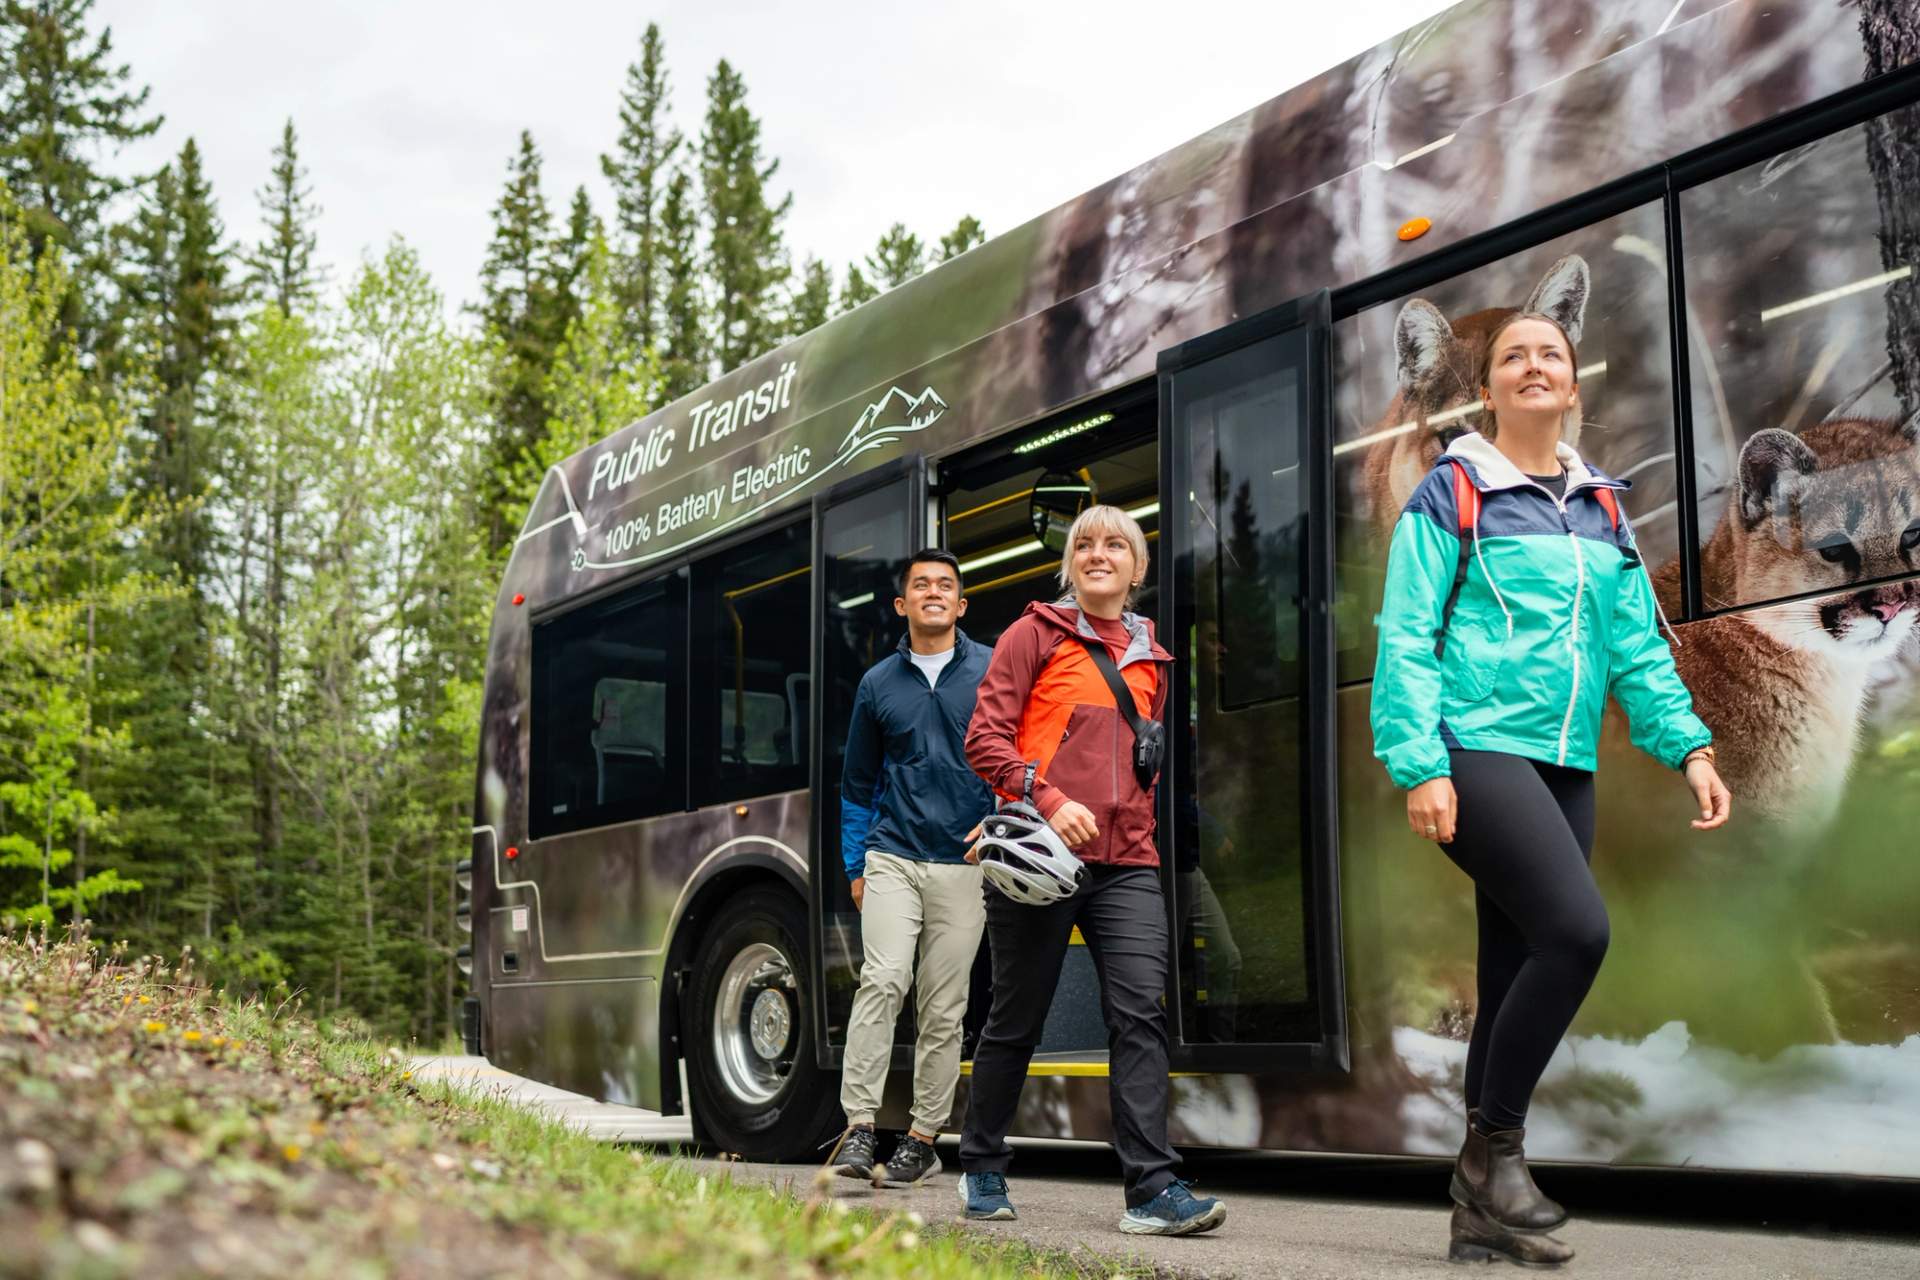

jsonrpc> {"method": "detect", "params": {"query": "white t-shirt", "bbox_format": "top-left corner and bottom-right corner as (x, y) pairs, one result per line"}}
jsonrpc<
(907, 643), (956, 688)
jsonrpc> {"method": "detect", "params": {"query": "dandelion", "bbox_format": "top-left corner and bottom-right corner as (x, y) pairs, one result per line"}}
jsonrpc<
(182, 1030), (202, 1043)
(282, 1145), (302, 1162)
(143, 1020), (165, 1034)
(136, 995), (151, 1005)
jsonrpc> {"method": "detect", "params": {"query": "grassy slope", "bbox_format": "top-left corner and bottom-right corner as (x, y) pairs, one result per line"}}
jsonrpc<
(0, 928), (1159, 1279)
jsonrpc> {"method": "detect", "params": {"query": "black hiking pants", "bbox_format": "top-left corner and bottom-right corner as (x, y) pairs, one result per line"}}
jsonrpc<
(959, 864), (1179, 1208)
(1443, 750), (1607, 1133)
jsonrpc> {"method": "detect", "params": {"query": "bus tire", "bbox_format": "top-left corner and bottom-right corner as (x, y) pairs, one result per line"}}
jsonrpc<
(684, 886), (841, 1161)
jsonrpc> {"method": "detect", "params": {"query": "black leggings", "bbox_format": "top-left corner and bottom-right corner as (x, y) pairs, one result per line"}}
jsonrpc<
(1443, 750), (1606, 1133)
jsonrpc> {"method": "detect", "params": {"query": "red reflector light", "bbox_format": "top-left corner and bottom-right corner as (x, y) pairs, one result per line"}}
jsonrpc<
(505, 845), (520, 860)
(512, 593), (525, 606)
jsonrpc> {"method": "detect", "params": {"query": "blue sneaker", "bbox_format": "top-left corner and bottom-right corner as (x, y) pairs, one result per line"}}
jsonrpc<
(957, 1170), (1016, 1220)
(1119, 1180), (1227, 1235)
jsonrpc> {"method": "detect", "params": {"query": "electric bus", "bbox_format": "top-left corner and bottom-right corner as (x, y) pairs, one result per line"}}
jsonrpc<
(457, 0), (1920, 1177)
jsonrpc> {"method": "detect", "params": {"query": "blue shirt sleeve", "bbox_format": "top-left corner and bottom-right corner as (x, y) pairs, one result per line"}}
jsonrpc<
(840, 675), (883, 880)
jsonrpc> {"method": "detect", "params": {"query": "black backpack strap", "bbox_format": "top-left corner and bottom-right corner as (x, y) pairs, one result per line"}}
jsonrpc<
(1077, 635), (1148, 741)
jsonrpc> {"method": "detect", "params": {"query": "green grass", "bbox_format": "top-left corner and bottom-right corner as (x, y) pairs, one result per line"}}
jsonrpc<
(0, 924), (1171, 1279)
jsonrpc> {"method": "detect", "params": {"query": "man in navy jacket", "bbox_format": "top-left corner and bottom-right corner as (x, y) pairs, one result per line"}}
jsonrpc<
(832, 548), (994, 1188)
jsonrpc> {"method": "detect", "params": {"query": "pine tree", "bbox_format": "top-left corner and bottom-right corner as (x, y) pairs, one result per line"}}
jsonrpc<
(787, 256), (832, 336)
(118, 136), (234, 579)
(700, 59), (791, 371)
(939, 214), (985, 262)
(599, 22), (680, 353)
(839, 262), (877, 314)
(518, 234), (656, 506)
(245, 118), (322, 314)
(547, 185), (596, 358)
(476, 130), (558, 548)
(0, 0), (162, 338)
(97, 137), (246, 953)
(657, 165), (706, 400)
(865, 222), (925, 289)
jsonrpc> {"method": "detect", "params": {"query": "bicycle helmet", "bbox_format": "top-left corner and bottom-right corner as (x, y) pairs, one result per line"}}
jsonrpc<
(974, 802), (1084, 906)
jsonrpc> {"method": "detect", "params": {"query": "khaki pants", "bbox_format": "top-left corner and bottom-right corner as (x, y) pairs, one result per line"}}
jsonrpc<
(840, 850), (986, 1135)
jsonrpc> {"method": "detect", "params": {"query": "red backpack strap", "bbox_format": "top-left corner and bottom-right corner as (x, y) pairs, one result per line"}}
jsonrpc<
(1449, 459), (1480, 535)
(1595, 486), (1620, 531)
(1436, 461), (1479, 659)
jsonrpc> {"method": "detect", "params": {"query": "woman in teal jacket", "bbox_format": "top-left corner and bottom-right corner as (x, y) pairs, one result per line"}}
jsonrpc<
(1371, 312), (1731, 1268)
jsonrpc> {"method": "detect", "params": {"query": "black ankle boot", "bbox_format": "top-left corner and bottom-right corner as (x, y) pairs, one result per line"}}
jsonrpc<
(1448, 1203), (1574, 1268)
(1451, 1120), (1568, 1233)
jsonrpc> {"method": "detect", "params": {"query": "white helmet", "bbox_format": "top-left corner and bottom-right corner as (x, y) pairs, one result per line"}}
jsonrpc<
(975, 802), (1084, 906)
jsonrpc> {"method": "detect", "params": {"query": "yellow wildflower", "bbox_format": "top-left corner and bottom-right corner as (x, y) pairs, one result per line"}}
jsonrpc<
(210, 1036), (227, 1047)
(121, 996), (132, 1006)
(282, 1144), (302, 1162)
(401, 1071), (412, 1081)
(136, 995), (152, 1006)
(21, 1000), (36, 1015)
(182, 1030), (202, 1043)
(143, 1020), (165, 1034)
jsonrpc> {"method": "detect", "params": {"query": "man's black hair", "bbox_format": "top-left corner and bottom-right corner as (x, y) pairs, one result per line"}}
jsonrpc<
(898, 547), (962, 596)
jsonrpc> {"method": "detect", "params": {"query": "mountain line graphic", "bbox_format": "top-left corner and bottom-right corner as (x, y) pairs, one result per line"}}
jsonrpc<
(836, 385), (948, 455)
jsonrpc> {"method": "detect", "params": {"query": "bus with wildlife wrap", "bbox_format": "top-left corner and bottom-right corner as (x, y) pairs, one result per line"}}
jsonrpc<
(457, 0), (1920, 1180)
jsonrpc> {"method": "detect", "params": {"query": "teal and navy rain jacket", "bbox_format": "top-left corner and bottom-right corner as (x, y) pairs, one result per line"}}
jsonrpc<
(1369, 432), (1711, 789)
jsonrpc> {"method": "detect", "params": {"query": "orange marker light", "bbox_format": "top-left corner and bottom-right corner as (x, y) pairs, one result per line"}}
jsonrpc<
(505, 845), (520, 860)
(1398, 217), (1432, 242)
(512, 593), (525, 606)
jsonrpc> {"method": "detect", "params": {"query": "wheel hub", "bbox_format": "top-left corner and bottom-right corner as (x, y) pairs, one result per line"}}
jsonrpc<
(749, 988), (791, 1059)
(712, 941), (798, 1107)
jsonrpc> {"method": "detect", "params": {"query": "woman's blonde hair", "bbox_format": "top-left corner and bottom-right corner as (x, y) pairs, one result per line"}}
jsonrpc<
(1057, 504), (1149, 608)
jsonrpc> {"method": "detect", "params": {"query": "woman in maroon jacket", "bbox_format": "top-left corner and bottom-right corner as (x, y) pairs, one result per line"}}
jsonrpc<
(954, 505), (1227, 1237)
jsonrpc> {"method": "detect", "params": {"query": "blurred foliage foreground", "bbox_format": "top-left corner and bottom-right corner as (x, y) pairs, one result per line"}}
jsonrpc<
(0, 926), (1160, 1280)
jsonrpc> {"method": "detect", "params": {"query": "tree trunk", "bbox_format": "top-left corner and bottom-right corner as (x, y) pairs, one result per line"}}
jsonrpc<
(1860, 2), (1920, 414)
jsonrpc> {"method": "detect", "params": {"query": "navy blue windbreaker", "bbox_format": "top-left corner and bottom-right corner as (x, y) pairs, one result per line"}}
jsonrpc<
(840, 629), (995, 880)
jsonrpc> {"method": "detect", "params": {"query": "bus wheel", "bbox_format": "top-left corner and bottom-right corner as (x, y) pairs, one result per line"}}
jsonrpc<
(684, 886), (840, 1161)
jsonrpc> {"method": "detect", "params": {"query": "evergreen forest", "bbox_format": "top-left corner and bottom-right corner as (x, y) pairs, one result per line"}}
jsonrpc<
(0, 2), (985, 1044)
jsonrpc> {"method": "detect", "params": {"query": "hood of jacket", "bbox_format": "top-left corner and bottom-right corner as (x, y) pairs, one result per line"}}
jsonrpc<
(1026, 598), (1173, 669)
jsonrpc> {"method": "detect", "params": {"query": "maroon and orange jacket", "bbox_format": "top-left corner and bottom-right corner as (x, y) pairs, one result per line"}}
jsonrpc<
(964, 600), (1173, 868)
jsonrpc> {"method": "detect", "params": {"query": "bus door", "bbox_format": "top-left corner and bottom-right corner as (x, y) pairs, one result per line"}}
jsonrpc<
(1157, 290), (1348, 1071)
(807, 453), (929, 1068)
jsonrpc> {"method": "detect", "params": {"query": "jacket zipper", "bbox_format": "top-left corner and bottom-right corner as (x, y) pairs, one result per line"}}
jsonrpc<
(1541, 484), (1593, 767)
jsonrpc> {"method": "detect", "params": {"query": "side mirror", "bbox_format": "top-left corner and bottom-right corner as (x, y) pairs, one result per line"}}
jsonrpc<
(1028, 471), (1096, 553)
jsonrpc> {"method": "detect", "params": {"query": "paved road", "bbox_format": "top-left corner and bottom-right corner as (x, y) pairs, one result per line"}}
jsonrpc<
(412, 1057), (1918, 1279)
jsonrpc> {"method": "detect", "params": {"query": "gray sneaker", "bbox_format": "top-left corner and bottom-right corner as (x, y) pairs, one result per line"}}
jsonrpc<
(832, 1126), (878, 1179)
(874, 1135), (942, 1187)
(1119, 1180), (1226, 1236)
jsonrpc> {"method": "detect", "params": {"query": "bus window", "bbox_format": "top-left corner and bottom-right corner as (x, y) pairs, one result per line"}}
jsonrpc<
(1214, 372), (1304, 708)
(691, 520), (812, 806)
(1680, 102), (1920, 614)
(530, 569), (688, 837)
(1330, 202), (1677, 682)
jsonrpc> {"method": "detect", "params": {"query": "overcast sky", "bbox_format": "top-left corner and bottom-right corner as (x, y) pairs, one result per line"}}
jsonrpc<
(95, 1), (1456, 315)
